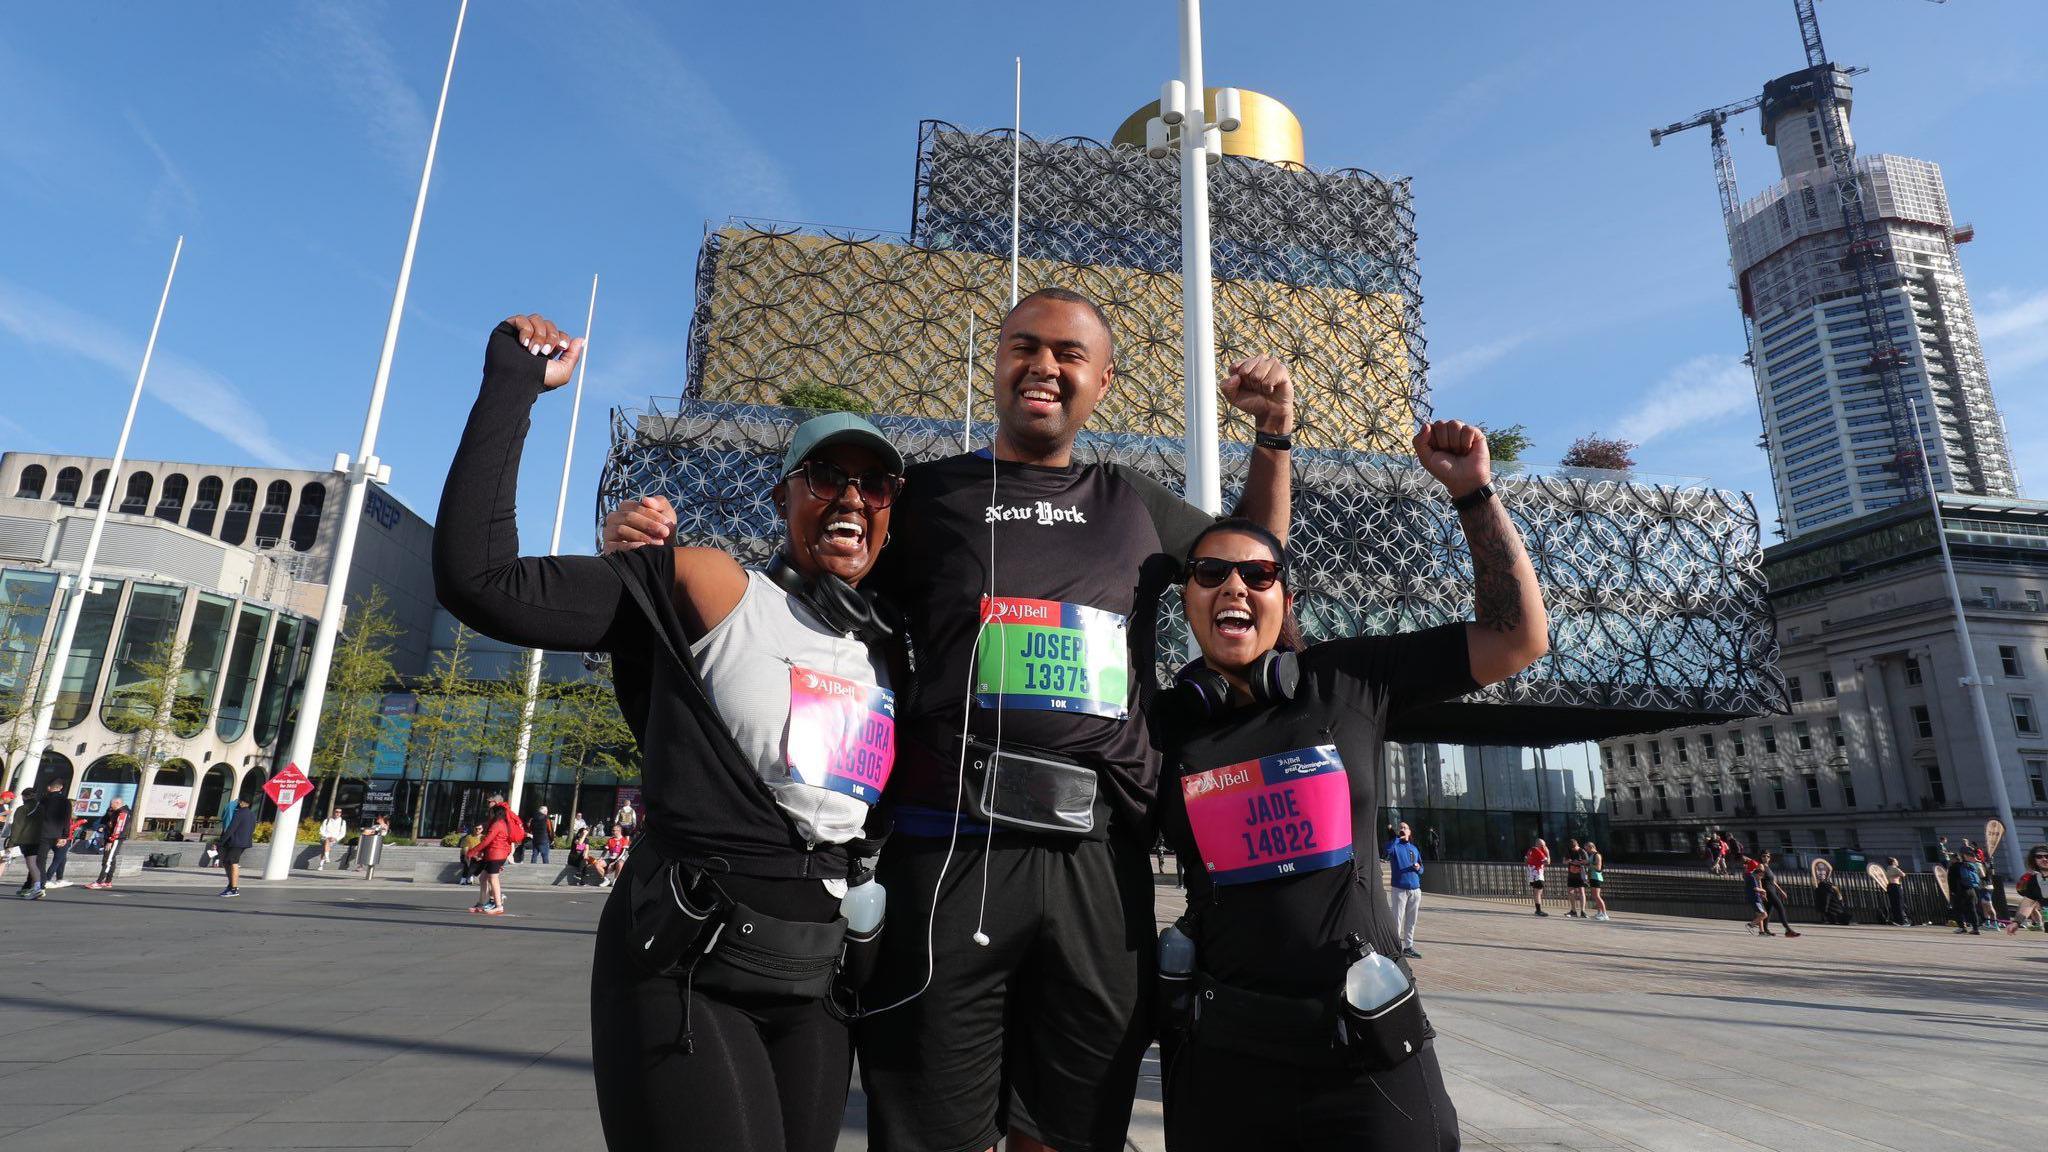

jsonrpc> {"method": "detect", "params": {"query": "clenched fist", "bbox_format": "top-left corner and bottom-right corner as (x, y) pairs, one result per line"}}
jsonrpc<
(1411, 420), (1491, 500)
(602, 494), (676, 554)
(504, 313), (585, 390)
(1221, 355), (1294, 435)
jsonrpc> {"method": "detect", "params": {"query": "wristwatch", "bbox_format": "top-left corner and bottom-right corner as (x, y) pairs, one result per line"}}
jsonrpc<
(1450, 482), (1496, 512)
(1254, 430), (1292, 452)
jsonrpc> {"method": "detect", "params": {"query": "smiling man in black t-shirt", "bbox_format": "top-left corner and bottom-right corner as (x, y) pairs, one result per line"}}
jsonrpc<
(606, 288), (1293, 1152)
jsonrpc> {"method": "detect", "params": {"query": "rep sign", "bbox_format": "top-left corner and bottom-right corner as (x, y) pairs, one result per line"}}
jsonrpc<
(263, 763), (313, 811)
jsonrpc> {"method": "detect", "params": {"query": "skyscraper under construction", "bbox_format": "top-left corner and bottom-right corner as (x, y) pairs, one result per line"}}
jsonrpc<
(1734, 67), (2018, 538)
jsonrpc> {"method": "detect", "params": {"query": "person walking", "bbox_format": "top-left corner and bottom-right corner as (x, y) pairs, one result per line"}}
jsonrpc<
(1425, 825), (1442, 862)
(1883, 857), (1910, 925)
(1747, 852), (1800, 938)
(1383, 821), (1425, 958)
(0, 791), (15, 886)
(1526, 837), (1551, 916)
(1585, 840), (1610, 921)
(1562, 838), (1589, 917)
(318, 808), (347, 870)
(466, 796), (521, 916)
(1948, 852), (1983, 934)
(44, 806), (84, 889)
(528, 806), (554, 865)
(215, 798), (255, 897)
(85, 796), (133, 890)
(12, 780), (71, 899)
(1149, 416), (1549, 1152)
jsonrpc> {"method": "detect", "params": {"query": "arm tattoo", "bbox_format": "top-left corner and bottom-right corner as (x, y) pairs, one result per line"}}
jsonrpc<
(1463, 500), (1527, 634)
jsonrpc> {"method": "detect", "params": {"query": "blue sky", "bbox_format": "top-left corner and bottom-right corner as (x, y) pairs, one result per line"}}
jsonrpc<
(4, 0), (2045, 547)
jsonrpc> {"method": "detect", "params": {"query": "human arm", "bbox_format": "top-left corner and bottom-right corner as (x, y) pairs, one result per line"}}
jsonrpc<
(1410, 420), (1550, 686)
(1221, 355), (1294, 544)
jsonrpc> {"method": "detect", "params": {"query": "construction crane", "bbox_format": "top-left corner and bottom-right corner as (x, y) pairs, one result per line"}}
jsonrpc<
(1650, 94), (1766, 226)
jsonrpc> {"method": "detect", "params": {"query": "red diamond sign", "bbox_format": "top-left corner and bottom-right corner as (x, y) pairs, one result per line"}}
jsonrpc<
(263, 763), (313, 811)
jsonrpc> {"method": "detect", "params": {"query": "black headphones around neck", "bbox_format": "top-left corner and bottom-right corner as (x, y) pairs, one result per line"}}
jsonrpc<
(1173, 650), (1300, 717)
(765, 552), (895, 644)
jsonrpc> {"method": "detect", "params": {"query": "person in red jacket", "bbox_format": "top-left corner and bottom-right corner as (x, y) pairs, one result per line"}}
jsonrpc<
(86, 797), (133, 890)
(1526, 837), (1551, 917)
(466, 794), (522, 916)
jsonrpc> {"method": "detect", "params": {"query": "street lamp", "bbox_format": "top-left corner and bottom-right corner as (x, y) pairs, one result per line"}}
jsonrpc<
(1142, 0), (1244, 516)
(262, 0), (469, 879)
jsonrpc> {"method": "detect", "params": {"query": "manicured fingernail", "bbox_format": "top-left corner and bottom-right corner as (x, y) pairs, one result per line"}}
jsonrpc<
(521, 338), (531, 349)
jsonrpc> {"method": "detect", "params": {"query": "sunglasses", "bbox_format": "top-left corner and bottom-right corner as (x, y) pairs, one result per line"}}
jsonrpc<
(1185, 556), (1285, 591)
(786, 460), (904, 509)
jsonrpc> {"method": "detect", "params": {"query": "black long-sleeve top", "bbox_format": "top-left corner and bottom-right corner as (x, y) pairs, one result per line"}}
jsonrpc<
(432, 322), (849, 879)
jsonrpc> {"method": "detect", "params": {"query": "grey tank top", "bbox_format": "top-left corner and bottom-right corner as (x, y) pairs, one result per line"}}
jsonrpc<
(689, 570), (891, 847)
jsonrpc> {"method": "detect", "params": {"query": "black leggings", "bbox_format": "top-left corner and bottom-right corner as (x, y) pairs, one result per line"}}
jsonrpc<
(590, 868), (851, 1152)
(1164, 1040), (1459, 1152)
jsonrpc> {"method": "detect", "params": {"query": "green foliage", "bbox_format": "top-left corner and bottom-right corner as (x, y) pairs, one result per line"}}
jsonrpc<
(776, 381), (872, 416)
(312, 587), (403, 810)
(1560, 433), (1638, 472)
(1479, 422), (1532, 464)
(405, 625), (485, 837)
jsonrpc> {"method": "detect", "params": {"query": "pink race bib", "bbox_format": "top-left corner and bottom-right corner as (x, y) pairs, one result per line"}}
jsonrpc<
(785, 666), (896, 803)
(1181, 745), (1353, 886)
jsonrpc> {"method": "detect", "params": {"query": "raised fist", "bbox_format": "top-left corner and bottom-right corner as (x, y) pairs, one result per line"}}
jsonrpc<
(503, 313), (585, 390)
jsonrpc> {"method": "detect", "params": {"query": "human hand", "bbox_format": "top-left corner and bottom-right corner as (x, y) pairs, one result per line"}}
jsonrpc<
(601, 495), (676, 553)
(503, 313), (585, 390)
(1412, 419), (1492, 500)
(1221, 355), (1294, 434)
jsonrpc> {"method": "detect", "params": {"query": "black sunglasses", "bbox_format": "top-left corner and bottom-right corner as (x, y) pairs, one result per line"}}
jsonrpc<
(1185, 556), (1284, 591)
(787, 460), (904, 509)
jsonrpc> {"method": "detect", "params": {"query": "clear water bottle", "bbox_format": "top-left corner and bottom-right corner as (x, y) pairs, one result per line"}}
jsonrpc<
(840, 876), (886, 934)
(1343, 940), (1410, 1012)
(1158, 921), (1196, 977)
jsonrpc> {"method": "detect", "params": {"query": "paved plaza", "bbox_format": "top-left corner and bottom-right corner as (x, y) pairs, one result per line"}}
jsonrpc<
(0, 866), (2041, 1152)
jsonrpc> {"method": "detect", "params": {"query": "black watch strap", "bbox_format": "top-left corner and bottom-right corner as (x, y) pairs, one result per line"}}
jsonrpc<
(1254, 430), (1293, 452)
(1450, 482), (1496, 512)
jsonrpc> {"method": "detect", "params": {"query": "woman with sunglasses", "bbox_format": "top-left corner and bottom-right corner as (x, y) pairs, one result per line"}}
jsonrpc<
(435, 314), (907, 1152)
(1151, 420), (1550, 1152)
(2008, 845), (2048, 935)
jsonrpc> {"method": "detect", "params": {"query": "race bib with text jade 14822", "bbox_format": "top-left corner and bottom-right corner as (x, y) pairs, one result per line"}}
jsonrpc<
(973, 596), (1130, 719)
(1182, 745), (1353, 886)
(784, 666), (896, 803)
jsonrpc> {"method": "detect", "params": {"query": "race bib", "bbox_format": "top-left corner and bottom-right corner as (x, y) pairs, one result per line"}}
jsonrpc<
(785, 666), (896, 803)
(974, 596), (1130, 719)
(1181, 744), (1352, 886)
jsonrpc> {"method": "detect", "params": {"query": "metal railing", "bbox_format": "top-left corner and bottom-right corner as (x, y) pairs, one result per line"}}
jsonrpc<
(1418, 860), (1955, 924)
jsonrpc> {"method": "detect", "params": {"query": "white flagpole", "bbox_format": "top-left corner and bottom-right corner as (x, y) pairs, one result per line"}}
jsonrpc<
(263, 0), (468, 879)
(961, 314), (976, 452)
(506, 274), (598, 817)
(1178, 0), (1222, 513)
(1011, 56), (1022, 308)
(9, 236), (184, 795)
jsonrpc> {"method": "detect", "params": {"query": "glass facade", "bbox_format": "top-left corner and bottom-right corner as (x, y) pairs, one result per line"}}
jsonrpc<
(1382, 741), (1608, 860)
(215, 605), (271, 742)
(0, 570), (58, 720)
(52, 581), (122, 728)
(99, 583), (186, 732)
(253, 615), (303, 747)
(175, 593), (234, 738)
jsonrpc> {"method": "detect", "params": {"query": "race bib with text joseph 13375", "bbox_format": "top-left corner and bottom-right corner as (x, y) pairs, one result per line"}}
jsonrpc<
(1181, 744), (1352, 886)
(973, 596), (1130, 719)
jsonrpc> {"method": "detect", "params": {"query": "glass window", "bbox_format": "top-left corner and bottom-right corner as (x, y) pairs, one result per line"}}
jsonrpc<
(1841, 773), (1857, 808)
(289, 482), (326, 552)
(1682, 781), (1695, 812)
(13, 464), (46, 499)
(1924, 762), (1946, 805)
(187, 476), (223, 535)
(1649, 741), (1663, 766)
(1822, 670), (1837, 697)
(1906, 658), (1922, 686)
(2029, 590), (2044, 611)
(1979, 586), (1998, 607)
(84, 469), (109, 510)
(1761, 725), (1778, 754)
(1625, 743), (1638, 767)
(1675, 737), (1689, 764)
(1829, 716), (1844, 748)
(255, 480), (292, 547)
(173, 594), (234, 738)
(1803, 773), (1822, 807)
(51, 580), (122, 728)
(215, 605), (271, 742)
(118, 472), (153, 516)
(1628, 785), (1641, 812)
(52, 467), (82, 505)
(1731, 730), (1747, 758)
(1701, 733), (1716, 758)
(253, 615), (304, 746)
(220, 478), (258, 546)
(2013, 696), (2038, 736)
(1770, 777), (1787, 810)
(1787, 675), (1803, 704)
(99, 584), (186, 732)
(155, 473), (188, 522)
(1737, 776), (1755, 809)
(1912, 705), (1933, 739)
(2030, 759), (2047, 805)
(1795, 720), (1813, 751)
(1710, 778), (1724, 812)
(2002, 646), (2023, 678)
(0, 570), (60, 721)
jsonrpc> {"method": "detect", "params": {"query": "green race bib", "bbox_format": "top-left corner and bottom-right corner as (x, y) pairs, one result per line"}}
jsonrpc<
(974, 596), (1130, 719)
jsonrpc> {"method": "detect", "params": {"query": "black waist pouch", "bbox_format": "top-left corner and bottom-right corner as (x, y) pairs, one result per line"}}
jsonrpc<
(838, 916), (886, 993)
(961, 736), (1098, 837)
(1338, 982), (1429, 1071)
(1191, 973), (1343, 1068)
(693, 901), (848, 1002)
(627, 852), (723, 978)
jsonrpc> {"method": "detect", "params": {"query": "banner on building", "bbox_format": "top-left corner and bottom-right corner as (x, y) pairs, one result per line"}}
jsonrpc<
(73, 782), (138, 818)
(147, 784), (194, 820)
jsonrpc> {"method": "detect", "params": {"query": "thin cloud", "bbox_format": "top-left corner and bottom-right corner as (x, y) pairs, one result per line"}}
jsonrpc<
(1613, 353), (1755, 445)
(1430, 327), (1542, 386)
(125, 109), (199, 232)
(265, 1), (429, 173)
(0, 278), (299, 468)
(1978, 286), (2048, 374)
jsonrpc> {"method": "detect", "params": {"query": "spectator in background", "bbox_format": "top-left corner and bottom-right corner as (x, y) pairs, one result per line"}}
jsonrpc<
(1885, 857), (1910, 926)
(599, 824), (628, 888)
(556, 824), (597, 887)
(1526, 837), (1550, 917)
(215, 798), (255, 897)
(1746, 852), (1800, 938)
(15, 779), (73, 900)
(0, 791), (15, 886)
(86, 796), (133, 890)
(570, 812), (588, 839)
(611, 800), (637, 836)
(45, 809), (87, 889)
(1585, 839), (1610, 921)
(2006, 845), (2048, 935)
(1425, 826), (1442, 861)
(318, 809), (347, 870)
(465, 793), (521, 916)
(1948, 852), (1983, 935)
(528, 806), (554, 866)
(456, 824), (484, 887)
(1563, 838), (1590, 918)
(1815, 874), (1853, 925)
(1383, 821), (1425, 958)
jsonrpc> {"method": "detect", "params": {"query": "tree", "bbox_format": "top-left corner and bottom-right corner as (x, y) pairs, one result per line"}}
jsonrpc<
(404, 624), (483, 838)
(100, 636), (194, 825)
(1479, 423), (1532, 464)
(543, 656), (639, 831)
(1560, 433), (1637, 472)
(0, 656), (52, 791)
(312, 588), (403, 813)
(776, 380), (872, 416)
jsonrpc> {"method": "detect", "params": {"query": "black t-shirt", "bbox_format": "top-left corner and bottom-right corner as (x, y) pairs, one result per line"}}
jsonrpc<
(1565, 849), (1587, 876)
(868, 452), (1210, 828)
(1153, 625), (1477, 998)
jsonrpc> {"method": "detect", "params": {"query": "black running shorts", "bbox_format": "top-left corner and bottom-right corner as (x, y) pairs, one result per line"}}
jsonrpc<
(856, 828), (1156, 1152)
(476, 857), (506, 876)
